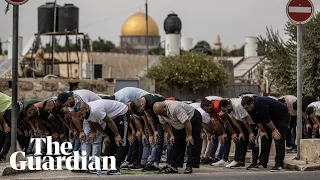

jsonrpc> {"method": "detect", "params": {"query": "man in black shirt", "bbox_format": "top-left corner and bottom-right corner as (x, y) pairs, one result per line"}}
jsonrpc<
(241, 96), (290, 172)
(131, 94), (166, 171)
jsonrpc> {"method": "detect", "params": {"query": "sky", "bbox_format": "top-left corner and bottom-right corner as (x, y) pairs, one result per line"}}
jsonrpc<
(1, 0), (320, 50)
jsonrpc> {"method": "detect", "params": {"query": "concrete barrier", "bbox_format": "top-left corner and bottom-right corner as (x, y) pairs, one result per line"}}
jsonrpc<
(300, 139), (320, 163)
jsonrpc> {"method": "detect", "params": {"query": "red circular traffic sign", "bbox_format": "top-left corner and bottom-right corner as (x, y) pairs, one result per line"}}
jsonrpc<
(5, 0), (29, 5)
(286, 0), (314, 24)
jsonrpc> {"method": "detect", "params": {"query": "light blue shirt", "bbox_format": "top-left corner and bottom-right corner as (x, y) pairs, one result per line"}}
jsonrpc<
(114, 87), (149, 104)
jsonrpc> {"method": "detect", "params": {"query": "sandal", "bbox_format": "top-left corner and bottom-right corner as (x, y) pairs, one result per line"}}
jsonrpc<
(160, 167), (178, 174)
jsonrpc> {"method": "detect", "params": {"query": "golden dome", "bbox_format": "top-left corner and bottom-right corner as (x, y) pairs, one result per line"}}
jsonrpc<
(121, 12), (159, 36)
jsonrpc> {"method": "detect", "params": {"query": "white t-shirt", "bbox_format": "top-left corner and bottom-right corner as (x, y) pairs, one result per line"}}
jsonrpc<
(307, 101), (320, 116)
(114, 87), (149, 104)
(190, 103), (211, 124)
(73, 89), (102, 105)
(229, 98), (254, 124)
(205, 96), (223, 101)
(87, 100), (128, 124)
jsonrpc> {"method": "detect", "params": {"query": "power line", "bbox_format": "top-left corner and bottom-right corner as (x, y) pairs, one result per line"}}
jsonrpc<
(80, 5), (141, 29)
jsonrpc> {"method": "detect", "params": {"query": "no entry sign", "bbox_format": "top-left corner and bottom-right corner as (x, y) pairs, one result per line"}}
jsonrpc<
(5, 0), (29, 5)
(287, 0), (314, 24)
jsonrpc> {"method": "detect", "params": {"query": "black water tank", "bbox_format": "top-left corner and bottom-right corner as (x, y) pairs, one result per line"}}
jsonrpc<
(58, 4), (79, 32)
(164, 13), (182, 34)
(38, 2), (61, 34)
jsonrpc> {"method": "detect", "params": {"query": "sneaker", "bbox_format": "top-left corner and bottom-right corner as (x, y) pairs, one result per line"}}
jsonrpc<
(210, 158), (220, 164)
(130, 164), (145, 171)
(120, 161), (130, 169)
(107, 169), (121, 175)
(226, 161), (238, 168)
(183, 167), (193, 174)
(271, 165), (284, 172)
(96, 170), (102, 176)
(142, 164), (160, 172)
(0, 155), (6, 161)
(246, 163), (257, 170)
(211, 159), (228, 167)
(202, 157), (212, 164)
(251, 164), (266, 171)
(231, 162), (245, 169)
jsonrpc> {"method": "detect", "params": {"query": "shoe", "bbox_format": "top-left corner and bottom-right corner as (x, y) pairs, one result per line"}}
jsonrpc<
(202, 157), (212, 164)
(120, 161), (130, 169)
(271, 165), (284, 172)
(226, 161), (238, 168)
(142, 164), (160, 172)
(251, 164), (266, 171)
(0, 155), (6, 161)
(231, 162), (245, 169)
(184, 167), (193, 174)
(96, 170), (102, 176)
(107, 169), (121, 175)
(211, 159), (228, 167)
(210, 158), (219, 164)
(246, 163), (257, 170)
(130, 164), (145, 171)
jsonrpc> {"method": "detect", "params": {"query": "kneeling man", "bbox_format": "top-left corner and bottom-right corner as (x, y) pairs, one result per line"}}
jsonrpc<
(153, 100), (202, 174)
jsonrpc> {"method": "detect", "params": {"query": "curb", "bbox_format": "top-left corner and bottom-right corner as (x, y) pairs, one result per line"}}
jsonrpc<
(285, 162), (320, 171)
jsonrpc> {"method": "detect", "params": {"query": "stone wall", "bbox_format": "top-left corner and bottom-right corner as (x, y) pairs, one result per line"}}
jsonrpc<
(0, 78), (115, 101)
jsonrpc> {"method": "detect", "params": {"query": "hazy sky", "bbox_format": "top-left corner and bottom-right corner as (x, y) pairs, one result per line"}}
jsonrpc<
(1, 0), (320, 50)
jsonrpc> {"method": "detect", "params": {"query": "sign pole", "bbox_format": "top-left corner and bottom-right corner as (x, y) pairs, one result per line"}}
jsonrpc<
(10, 4), (19, 157)
(296, 23), (303, 160)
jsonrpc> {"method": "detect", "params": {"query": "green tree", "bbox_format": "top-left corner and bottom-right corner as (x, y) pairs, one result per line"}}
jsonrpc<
(258, 12), (320, 97)
(227, 45), (245, 57)
(196, 41), (211, 48)
(145, 52), (229, 92)
(92, 37), (115, 52)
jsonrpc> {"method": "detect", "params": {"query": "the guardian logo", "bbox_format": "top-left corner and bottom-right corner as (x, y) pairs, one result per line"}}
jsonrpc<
(10, 136), (116, 171)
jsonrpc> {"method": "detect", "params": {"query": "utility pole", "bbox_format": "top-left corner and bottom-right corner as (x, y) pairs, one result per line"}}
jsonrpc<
(145, 0), (149, 73)
(52, 0), (57, 74)
(11, 4), (19, 158)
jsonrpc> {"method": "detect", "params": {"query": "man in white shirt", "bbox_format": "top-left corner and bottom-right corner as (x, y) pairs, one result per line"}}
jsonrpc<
(279, 95), (297, 150)
(76, 99), (130, 175)
(219, 98), (259, 170)
(153, 101), (202, 174)
(57, 89), (101, 173)
(306, 101), (320, 138)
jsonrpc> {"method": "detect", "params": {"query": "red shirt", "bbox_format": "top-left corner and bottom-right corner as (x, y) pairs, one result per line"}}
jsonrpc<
(166, 97), (176, 101)
(210, 100), (225, 118)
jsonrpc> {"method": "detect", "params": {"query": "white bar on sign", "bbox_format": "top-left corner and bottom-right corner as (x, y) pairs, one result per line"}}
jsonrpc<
(289, 7), (312, 13)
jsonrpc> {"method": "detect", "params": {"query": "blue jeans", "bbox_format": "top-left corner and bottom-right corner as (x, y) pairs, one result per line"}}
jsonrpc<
(70, 137), (81, 152)
(148, 123), (164, 165)
(141, 126), (151, 166)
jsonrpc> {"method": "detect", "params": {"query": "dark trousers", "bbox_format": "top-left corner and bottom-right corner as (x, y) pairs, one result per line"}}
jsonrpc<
(0, 109), (12, 157)
(129, 138), (143, 165)
(104, 112), (130, 169)
(259, 125), (288, 167)
(286, 116), (297, 148)
(234, 123), (259, 164)
(170, 110), (202, 168)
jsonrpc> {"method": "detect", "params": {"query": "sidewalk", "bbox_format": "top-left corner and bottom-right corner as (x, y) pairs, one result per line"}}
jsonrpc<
(1, 152), (320, 177)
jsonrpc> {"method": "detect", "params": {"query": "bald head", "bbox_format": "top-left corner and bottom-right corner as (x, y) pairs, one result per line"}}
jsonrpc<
(153, 102), (166, 115)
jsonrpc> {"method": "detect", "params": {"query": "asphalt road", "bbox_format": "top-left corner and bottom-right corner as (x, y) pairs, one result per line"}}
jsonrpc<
(2, 169), (320, 180)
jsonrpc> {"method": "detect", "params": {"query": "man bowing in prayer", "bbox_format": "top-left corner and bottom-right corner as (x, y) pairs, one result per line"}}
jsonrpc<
(153, 100), (202, 174)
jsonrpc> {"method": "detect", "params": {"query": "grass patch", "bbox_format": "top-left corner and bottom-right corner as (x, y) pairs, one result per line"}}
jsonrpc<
(121, 170), (162, 175)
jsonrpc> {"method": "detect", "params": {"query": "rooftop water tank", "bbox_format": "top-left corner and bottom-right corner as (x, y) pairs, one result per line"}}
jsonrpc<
(164, 13), (182, 34)
(38, 2), (61, 34)
(58, 4), (79, 32)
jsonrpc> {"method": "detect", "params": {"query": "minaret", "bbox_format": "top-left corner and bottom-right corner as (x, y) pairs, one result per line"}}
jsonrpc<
(215, 35), (222, 50)
(164, 13), (182, 56)
(215, 35), (223, 57)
